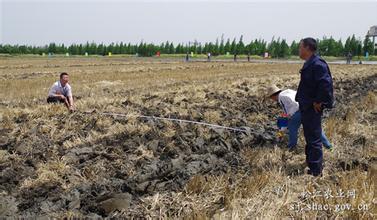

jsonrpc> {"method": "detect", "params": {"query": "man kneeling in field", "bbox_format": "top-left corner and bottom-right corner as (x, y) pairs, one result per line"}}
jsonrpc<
(47, 72), (75, 111)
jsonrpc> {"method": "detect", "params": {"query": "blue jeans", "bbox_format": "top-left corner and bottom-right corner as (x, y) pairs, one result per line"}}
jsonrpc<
(287, 111), (331, 148)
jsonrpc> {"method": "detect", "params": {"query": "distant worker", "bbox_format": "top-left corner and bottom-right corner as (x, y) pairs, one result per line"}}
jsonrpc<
(267, 85), (333, 151)
(346, 51), (352, 64)
(185, 52), (189, 62)
(207, 52), (211, 62)
(47, 72), (75, 112)
(247, 53), (250, 62)
(234, 53), (237, 62)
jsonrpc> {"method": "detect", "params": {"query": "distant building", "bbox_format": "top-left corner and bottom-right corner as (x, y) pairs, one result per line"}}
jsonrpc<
(367, 25), (377, 50)
(367, 26), (377, 36)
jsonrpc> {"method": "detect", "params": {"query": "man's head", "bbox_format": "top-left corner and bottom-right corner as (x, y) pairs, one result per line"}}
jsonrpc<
(299, 37), (317, 60)
(267, 84), (281, 102)
(60, 72), (69, 85)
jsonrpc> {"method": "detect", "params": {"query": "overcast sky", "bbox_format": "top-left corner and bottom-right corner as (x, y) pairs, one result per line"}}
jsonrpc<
(1, 0), (376, 46)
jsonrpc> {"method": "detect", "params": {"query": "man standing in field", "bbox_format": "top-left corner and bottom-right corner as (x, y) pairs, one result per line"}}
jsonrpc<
(47, 72), (75, 112)
(296, 38), (334, 177)
(346, 51), (352, 64)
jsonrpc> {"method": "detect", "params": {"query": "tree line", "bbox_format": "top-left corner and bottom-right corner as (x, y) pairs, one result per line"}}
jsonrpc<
(0, 35), (375, 58)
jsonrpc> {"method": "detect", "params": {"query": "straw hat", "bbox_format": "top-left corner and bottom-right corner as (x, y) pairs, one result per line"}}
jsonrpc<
(266, 84), (281, 97)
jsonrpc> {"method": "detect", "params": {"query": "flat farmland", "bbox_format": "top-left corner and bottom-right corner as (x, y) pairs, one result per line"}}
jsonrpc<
(0, 57), (376, 218)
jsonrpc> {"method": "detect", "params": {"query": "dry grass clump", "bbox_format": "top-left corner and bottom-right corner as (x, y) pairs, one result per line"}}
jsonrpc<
(21, 159), (71, 190)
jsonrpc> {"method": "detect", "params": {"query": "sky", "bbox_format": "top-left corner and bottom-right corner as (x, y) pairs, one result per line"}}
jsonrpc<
(1, 0), (377, 46)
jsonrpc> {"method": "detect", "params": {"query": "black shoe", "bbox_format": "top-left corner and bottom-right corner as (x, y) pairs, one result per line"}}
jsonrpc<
(307, 170), (322, 177)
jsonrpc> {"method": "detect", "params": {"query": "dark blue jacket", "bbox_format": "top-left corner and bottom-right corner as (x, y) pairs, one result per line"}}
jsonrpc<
(295, 54), (334, 111)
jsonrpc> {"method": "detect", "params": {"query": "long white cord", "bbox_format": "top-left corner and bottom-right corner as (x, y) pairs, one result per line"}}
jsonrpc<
(86, 111), (249, 133)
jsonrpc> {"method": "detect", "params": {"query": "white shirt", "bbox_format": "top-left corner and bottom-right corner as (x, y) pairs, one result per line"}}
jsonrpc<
(278, 89), (299, 116)
(48, 81), (72, 97)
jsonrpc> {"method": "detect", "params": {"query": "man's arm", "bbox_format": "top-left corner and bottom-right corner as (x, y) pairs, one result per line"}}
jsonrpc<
(54, 94), (66, 99)
(48, 85), (66, 99)
(279, 96), (289, 115)
(68, 96), (74, 110)
(67, 87), (74, 111)
(313, 64), (333, 112)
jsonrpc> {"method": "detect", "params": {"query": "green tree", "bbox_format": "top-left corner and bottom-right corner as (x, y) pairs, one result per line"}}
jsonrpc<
(363, 36), (374, 56)
(290, 40), (299, 56)
(279, 39), (290, 57)
(230, 38), (237, 54)
(224, 39), (231, 54)
(48, 43), (57, 54)
(236, 35), (245, 54)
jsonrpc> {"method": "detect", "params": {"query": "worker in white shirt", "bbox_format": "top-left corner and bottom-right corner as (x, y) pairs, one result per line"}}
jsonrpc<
(267, 84), (333, 151)
(47, 72), (75, 112)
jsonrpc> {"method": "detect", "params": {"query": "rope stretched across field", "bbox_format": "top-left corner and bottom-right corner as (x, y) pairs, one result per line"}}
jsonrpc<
(83, 111), (249, 133)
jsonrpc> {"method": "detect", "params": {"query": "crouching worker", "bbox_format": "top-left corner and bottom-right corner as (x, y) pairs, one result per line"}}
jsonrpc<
(267, 85), (333, 151)
(47, 72), (75, 112)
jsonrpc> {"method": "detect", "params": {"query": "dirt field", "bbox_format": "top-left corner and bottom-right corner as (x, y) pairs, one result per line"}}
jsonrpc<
(0, 57), (376, 218)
